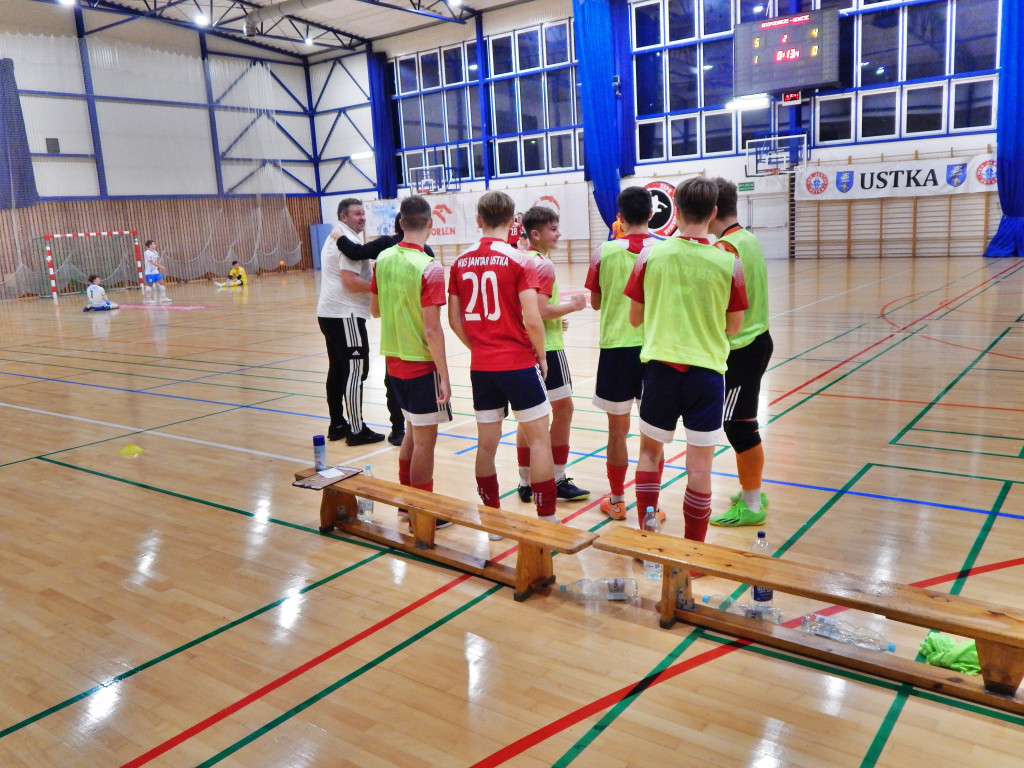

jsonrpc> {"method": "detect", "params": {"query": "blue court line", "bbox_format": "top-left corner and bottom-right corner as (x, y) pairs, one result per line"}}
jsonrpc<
(454, 427), (520, 454)
(135, 351), (326, 392)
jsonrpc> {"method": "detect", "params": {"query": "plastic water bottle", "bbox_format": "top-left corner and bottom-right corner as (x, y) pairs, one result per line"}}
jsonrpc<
(702, 594), (782, 624)
(356, 464), (374, 522)
(800, 613), (895, 652)
(313, 434), (327, 472)
(642, 506), (662, 581)
(750, 530), (774, 614)
(560, 577), (639, 603)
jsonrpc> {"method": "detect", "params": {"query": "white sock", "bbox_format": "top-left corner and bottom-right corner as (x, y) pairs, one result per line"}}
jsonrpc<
(554, 465), (566, 483)
(742, 488), (762, 511)
(609, 494), (624, 505)
(518, 467), (530, 486)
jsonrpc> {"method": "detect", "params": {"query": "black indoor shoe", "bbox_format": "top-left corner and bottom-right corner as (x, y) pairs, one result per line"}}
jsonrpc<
(387, 429), (405, 446)
(327, 422), (351, 441)
(346, 426), (385, 446)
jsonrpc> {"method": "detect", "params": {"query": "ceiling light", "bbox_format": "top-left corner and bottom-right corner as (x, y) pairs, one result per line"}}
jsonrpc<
(875, 66), (885, 75)
(350, 151), (374, 160)
(450, 0), (462, 5)
(726, 93), (770, 111)
(58, 0), (76, 5)
(195, 13), (209, 27)
(304, 36), (313, 45)
(753, 4), (764, 11)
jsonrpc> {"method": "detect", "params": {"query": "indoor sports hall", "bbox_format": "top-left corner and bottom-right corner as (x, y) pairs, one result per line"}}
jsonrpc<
(1, 0), (1022, 767)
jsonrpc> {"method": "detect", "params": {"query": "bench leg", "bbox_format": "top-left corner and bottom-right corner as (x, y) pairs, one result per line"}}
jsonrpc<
(513, 543), (555, 602)
(320, 489), (357, 532)
(658, 566), (694, 629)
(976, 638), (1024, 696)
(409, 510), (437, 550)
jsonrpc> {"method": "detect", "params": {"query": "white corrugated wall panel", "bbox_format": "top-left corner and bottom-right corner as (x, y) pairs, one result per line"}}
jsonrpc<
(0, 33), (83, 93)
(32, 157), (100, 198)
(21, 96), (93, 155)
(87, 40), (206, 104)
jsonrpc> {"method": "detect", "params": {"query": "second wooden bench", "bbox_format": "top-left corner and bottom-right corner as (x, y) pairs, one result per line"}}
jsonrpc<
(595, 525), (1024, 715)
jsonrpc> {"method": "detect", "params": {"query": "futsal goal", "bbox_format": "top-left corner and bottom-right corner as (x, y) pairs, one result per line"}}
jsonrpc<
(36, 231), (144, 301)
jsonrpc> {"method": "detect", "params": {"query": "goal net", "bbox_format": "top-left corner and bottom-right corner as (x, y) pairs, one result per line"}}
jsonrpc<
(33, 231), (142, 300)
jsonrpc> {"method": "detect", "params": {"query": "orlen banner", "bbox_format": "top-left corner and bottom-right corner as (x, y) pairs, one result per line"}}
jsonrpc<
(795, 155), (997, 201)
(365, 182), (592, 246)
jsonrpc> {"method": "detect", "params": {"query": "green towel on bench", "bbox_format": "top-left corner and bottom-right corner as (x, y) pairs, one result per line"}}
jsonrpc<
(919, 634), (981, 675)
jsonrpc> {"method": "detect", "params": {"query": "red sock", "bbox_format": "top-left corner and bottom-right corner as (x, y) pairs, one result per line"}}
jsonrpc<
(606, 462), (627, 496)
(398, 459), (412, 487)
(635, 470), (661, 526)
(476, 474), (500, 509)
(552, 445), (570, 465)
(683, 487), (712, 542)
(532, 478), (558, 517)
(517, 446), (531, 471)
(411, 480), (433, 492)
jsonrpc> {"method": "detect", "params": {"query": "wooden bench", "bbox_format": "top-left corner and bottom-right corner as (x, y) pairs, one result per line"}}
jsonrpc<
(595, 526), (1024, 714)
(295, 468), (598, 601)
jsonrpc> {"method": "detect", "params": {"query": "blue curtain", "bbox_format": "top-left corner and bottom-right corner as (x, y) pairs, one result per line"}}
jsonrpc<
(573, 0), (621, 227)
(0, 58), (39, 210)
(984, 4), (1024, 256)
(611, 0), (635, 178)
(367, 52), (397, 200)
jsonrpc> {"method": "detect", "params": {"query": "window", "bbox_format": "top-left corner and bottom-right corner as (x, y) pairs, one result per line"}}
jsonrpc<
(669, 115), (698, 157)
(492, 79), (518, 135)
(472, 142), (485, 177)
(398, 57), (418, 93)
(634, 2), (662, 48)
(423, 92), (445, 144)
(468, 87), (483, 138)
(740, 107), (771, 152)
(517, 29), (542, 70)
(549, 132), (574, 169)
(520, 75), (545, 131)
(635, 52), (665, 115)
(637, 119), (665, 161)
(818, 96), (852, 142)
(701, 40), (732, 109)
(776, 101), (811, 137)
(522, 136), (545, 172)
(401, 98), (423, 146)
(667, 0), (696, 41)
(738, 0), (769, 24)
(446, 90), (469, 142)
(466, 41), (479, 81)
(547, 69), (574, 127)
(443, 47), (464, 85)
(860, 90), (897, 138)
(703, 111), (733, 153)
(860, 10), (900, 86)
(905, 3), (947, 81)
(952, 78), (994, 129)
(420, 52), (441, 89)
(448, 145), (470, 179)
(491, 35), (515, 75)
(667, 46), (699, 112)
(904, 84), (944, 133)
(954, 0), (998, 73)
(496, 138), (520, 174)
(703, 0), (732, 35)
(545, 23), (570, 65)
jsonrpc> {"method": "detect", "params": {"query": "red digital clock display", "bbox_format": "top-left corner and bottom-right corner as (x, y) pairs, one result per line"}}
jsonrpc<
(733, 9), (839, 97)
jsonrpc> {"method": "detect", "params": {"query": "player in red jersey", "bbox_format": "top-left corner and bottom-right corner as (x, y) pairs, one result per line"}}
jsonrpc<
(448, 191), (559, 523)
(507, 211), (523, 246)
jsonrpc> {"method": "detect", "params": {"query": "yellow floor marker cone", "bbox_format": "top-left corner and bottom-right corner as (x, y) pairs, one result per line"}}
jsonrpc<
(117, 444), (144, 458)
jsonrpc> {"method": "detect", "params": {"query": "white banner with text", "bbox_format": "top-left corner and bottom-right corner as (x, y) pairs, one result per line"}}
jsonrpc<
(365, 183), (592, 245)
(795, 155), (998, 201)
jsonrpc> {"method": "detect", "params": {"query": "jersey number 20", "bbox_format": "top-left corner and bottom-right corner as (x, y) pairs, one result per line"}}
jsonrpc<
(462, 271), (501, 321)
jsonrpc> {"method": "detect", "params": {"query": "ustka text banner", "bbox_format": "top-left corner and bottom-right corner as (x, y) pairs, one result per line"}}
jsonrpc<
(795, 155), (998, 201)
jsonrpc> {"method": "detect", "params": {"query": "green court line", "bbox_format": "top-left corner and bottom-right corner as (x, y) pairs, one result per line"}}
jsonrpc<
(896, 441), (1023, 460)
(909, 426), (1023, 442)
(892, 328), (1012, 445)
(769, 329), (922, 423)
(0, 552), (387, 740)
(193, 583), (505, 768)
(766, 322), (869, 371)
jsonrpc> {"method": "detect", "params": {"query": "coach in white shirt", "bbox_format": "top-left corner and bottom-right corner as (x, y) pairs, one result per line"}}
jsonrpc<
(316, 198), (385, 446)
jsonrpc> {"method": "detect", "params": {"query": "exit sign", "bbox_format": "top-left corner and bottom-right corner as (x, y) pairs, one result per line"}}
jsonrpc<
(738, 181), (755, 192)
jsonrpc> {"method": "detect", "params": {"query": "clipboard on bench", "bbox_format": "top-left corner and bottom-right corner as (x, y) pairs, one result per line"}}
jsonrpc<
(293, 465), (363, 490)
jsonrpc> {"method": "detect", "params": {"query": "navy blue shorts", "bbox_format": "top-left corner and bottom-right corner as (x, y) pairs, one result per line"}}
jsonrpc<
(724, 330), (773, 421)
(390, 370), (453, 426)
(471, 366), (551, 424)
(593, 346), (645, 415)
(638, 360), (725, 446)
(544, 349), (572, 401)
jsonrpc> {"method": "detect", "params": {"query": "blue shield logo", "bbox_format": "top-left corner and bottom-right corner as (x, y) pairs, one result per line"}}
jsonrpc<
(836, 171), (854, 194)
(946, 164), (966, 188)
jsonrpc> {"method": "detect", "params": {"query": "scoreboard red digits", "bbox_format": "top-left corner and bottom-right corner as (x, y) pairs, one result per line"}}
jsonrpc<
(733, 8), (840, 97)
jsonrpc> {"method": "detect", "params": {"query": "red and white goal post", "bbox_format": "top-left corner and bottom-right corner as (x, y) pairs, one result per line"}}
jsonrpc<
(42, 230), (144, 301)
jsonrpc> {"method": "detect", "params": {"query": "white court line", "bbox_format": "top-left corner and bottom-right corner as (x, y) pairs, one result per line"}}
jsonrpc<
(769, 271), (912, 319)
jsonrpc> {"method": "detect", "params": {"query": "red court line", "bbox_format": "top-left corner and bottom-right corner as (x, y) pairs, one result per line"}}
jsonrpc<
(769, 260), (1024, 408)
(468, 554), (1024, 768)
(787, 392), (1024, 414)
(117, 573), (473, 768)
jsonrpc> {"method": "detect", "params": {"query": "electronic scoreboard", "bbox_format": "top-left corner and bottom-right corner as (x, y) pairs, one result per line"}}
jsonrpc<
(732, 9), (840, 97)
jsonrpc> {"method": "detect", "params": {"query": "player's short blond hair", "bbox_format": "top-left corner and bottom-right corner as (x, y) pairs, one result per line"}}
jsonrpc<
(477, 191), (515, 229)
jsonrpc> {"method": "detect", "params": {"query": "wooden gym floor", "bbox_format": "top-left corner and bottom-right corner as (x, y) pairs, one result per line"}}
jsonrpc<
(1, 256), (1023, 767)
